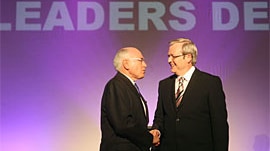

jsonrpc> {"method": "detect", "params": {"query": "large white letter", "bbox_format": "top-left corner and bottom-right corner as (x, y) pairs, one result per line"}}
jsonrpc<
(0, 23), (12, 31)
(43, 2), (74, 31)
(244, 2), (269, 31)
(78, 2), (104, 30)
(16, 2), (41, 31)
(169, 1), (196, 31)
(138, 2), (167, 31)
(110, 2), (134, 30)
(212, 2), (239, 30)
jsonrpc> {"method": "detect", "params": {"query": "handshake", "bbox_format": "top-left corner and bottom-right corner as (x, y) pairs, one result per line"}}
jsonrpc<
(149, 129), (160, 146)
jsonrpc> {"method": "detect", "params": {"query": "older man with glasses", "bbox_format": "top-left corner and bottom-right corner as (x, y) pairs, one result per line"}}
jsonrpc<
(100, 47), (160, 151)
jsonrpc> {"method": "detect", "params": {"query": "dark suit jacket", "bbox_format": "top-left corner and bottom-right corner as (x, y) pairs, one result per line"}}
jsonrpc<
(152, 68), (229, 151)
(100, 72), (153, 151)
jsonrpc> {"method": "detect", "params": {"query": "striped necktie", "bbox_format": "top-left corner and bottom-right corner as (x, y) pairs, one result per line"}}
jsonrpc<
(175, 77), (184, 107)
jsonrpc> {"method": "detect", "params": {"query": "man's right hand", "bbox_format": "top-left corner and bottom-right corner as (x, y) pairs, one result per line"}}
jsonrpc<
(150, 129), (160, 146)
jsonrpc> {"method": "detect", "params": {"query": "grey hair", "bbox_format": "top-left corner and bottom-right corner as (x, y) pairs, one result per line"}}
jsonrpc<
(169, 38), (198, 65)
(113, 48), (130, 70)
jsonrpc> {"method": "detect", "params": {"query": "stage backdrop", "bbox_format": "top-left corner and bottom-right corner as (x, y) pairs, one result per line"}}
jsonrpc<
(1, 0), (269, 151)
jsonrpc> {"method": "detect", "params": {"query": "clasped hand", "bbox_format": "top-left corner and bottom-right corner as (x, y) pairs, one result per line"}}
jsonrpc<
(149, 129), (160, 146)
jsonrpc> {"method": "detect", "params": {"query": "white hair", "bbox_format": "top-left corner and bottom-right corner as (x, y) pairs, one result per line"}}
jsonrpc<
(113, 48), (130, 70)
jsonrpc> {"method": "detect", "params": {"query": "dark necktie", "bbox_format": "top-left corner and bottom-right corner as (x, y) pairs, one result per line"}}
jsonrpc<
(134, 83), (147, 116)
(134, 83), (141, 95)
(175, 77), (184, 107)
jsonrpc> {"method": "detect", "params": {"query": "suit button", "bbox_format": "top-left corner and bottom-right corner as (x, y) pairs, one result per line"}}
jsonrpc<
(176, 118), (180, 122)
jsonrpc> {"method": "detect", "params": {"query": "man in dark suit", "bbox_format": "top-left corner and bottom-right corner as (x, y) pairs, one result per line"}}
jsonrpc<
(100, 47), (160, 151)
(151, 38), (229, 151)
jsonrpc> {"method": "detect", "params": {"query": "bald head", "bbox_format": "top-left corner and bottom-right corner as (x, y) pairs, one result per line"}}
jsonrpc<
(113, 47), (147, 81)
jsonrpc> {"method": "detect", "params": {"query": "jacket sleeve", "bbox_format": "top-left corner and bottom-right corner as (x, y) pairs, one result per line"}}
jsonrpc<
(152, 81), (164, 133)
(208, 76), (229, 151)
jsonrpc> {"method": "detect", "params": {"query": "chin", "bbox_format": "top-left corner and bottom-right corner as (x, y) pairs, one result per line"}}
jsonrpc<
(139, 75), (145, 79)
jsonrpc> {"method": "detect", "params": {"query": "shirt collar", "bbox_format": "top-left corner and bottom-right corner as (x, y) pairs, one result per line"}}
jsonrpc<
(121, 72), (135, 85)
(177, 66), (195, 81)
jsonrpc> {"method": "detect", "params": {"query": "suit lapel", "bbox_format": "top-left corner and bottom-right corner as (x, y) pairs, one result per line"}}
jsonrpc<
(178, 69), (200, 108)
(139, 95), (149, 122)
(168, 75), (178, 112)
(116, 72), (149, 121)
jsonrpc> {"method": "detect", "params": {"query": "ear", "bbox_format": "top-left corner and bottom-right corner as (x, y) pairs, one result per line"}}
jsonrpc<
(122, 59), (130, 70)
(186, 54), (193, 64)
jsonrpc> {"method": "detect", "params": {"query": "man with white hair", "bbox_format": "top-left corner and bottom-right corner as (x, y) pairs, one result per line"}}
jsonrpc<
(100, 47), (160, 151)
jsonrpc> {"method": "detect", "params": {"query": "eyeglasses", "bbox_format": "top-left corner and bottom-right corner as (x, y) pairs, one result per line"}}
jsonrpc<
(128, 58), (145, 62)
(168, 54), (186, 59)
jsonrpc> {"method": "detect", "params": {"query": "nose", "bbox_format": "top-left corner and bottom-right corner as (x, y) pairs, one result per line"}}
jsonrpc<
(168, 56), (172, 63)
(142, 60), (147, 67)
